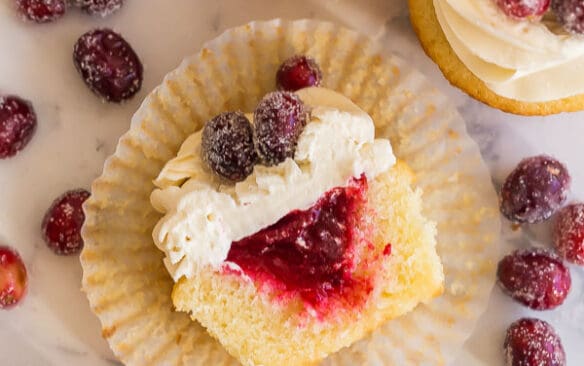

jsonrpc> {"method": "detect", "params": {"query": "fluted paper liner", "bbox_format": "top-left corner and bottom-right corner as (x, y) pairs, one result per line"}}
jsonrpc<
(80, 19), (500, 365)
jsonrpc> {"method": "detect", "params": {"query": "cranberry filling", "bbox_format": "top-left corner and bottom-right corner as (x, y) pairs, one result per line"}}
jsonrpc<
(226, 175), (374, 312)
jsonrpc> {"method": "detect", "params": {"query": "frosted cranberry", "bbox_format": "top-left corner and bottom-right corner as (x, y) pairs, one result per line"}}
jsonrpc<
(42, 189), (90, 255)
(500, 155), (570, 224)
(16, 0), (66, 23)
(227, 175), (372, 309)
(504, 318), (565, 366)
(73, 28), (143, 103)
(0, 95), (37, 159)
(276, 55), (322, 91)
(552, 0), (584, 34)
(202, 112), (257, 182)
(495, 0), (550, 19)
(554, 203), (584, 265)
(497, 249), (571, 310)
(0, 246), (27, 309)
(254, 91), (307, 166)
(73, 0), (123, 17)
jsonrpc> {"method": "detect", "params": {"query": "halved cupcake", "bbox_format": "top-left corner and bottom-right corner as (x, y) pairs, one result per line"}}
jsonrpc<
(80, 19), (502, 366)
(150, 85), (444, 366)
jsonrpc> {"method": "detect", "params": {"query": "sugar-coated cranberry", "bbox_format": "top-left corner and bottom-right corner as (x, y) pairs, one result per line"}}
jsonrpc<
(0, 95), (37, 159)
(554, 203), (584, 265)
(73, 28), (143, 103)
(495, 0), (550, 19)
(552, 0), (584, 35)
(500, 155), (570, 224)
(73, 0), (123, 17)
(497, 249), (571, 310)
(504, 318), (566, 366)
(202, 112), (258, 182)
(254, 91), (307, 166)
(276, 55), (323, 92)
(0, 246), (27, 309)
(16, 0), (66, 23)
(42, 189), (91, 255)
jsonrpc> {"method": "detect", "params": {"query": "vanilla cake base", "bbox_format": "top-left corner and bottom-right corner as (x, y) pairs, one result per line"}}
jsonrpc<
(172, 162), (444, 366)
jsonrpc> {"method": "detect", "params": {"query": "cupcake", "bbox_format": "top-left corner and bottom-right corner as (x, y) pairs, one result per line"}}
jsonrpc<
(81, 19), (500, 365)
(151, 84), (444, 365)
(409, 0), (584, 115)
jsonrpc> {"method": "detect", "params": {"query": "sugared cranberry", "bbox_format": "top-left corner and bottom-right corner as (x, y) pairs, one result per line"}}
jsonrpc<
(276, 55), (323, 92)
(73, 0), (123, 17)
(73, 28), (143, 103)
(500, 155), (570, 224)
(227, 175), (372, 310)
(42, 189), (90, 255)
(16, 0), (66, 23)
(554, 203), (584, 265)
(254, 91), (307, 166)
(0, 246), (27, 309)
(0, 95), (37, 159)
(552, 0), (584, 34)
(504, 318), (566, 366)
(201, 112), (257, 182)
(497, 249), (571, 310)
(495, 0), (550, 19)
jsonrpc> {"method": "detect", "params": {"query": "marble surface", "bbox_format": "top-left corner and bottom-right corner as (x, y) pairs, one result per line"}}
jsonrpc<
(0, 0), (583, 365)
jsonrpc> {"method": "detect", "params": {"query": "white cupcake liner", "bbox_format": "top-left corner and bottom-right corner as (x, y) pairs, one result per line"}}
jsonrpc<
(80, 19), (501, 365)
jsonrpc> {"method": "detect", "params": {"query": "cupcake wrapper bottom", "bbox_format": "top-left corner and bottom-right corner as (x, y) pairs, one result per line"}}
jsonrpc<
(81, 19), (500, 366)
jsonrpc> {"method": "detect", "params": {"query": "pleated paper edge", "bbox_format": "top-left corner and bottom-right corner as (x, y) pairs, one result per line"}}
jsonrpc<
(80, 18), (501, 366)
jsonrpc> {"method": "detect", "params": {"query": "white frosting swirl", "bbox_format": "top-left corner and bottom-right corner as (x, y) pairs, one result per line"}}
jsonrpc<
(150, 88), (396, 282)
(434, 0), (584, 102)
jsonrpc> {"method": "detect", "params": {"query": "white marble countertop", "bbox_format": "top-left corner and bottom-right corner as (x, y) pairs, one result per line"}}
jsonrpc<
(0, 0), (582, 365)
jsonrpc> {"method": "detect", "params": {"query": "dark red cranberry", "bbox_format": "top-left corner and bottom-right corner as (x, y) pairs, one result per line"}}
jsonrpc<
(73, 28), (143, 103)
(0, 246), (27, 309)
(276, 55), (323, 91)
(42, 189), (90, 255)
(0, 95), (37, 159)
(552, 0), (584, 35)
(16, 0), (66, 23)
(201, 112), (257, 182)
(73, 0), (123, 17)
(554, 203), (584, 265)
(504, 318), (566, 366)
(495, 0), (550, 19)
(227, 175), (372, 310)
(497, 249), (571, 310)
(500, 155), (570, 224)
(254, 91), (307, 166)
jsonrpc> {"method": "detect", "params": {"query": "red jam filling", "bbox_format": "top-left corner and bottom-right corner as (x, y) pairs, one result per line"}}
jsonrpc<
(226, 175), (375, 314)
